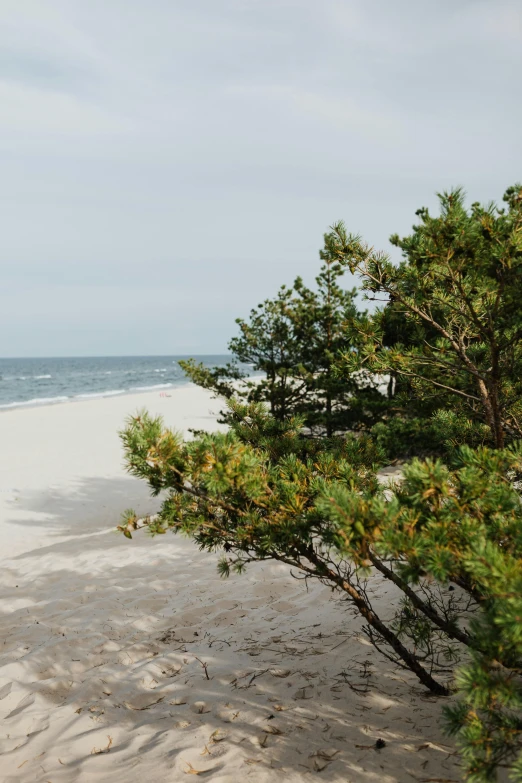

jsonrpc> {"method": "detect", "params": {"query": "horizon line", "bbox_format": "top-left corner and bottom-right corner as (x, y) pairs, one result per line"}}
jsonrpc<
(0, 353), (232, 360)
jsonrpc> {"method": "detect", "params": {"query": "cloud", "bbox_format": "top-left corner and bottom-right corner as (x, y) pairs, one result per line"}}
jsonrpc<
(0, 80), (132, 136)
(225, 83), (400, 138)
(456, 0), (522, 44)
(327, 0), (522, 55)
(0, 0), (520, 356)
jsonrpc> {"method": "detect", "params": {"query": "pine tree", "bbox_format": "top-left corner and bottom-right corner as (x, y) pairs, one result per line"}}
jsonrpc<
(180, 234), (386, 435)
(181, 284), (304, 420)
(330, 185), (522, 449)
(119, 403), (522, 780)
(121, 184), (522, 780)
(291, 242), (386, 435)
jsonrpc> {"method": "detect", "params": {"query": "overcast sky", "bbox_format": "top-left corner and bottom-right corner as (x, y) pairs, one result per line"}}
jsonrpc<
(1, 0), (521, 357)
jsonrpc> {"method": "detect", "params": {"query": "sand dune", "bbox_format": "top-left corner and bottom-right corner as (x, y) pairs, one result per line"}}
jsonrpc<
(0, 386), (461, 782)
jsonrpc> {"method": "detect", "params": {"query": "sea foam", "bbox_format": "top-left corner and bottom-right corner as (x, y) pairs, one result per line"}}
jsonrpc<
(0, 395), (69, 410)
(131, 383), (173, 392)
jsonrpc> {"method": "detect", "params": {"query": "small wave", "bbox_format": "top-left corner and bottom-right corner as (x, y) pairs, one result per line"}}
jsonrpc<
(0, 395), (69, 410)
(75, 389), (126, 400)
(35, 374), (52, 379)
(154, 368), (167, 372)
(131, 383), (173, 392)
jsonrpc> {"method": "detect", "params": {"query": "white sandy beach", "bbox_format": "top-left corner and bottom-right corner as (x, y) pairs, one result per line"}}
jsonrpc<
(0, 386), (461, 783)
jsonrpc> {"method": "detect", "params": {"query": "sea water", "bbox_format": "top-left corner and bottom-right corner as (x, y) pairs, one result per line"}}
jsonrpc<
(0, 355), (253, 410)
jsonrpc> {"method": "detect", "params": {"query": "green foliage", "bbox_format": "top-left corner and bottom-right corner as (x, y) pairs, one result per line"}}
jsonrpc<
(177, 358), (247, 401)
(181, 235), (388, 435)
(331, 184), (522, 449)
(370, 416), (442, 460)
(370, 411), (493, 461)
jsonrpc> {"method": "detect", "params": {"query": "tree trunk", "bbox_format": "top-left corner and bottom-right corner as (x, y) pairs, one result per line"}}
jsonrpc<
(326, 387), (333, 437)
(387, 372), (396, 399)
(305, 551), (448, 695)
(369, 554), (473, 648)
(477, 378), (504, 448)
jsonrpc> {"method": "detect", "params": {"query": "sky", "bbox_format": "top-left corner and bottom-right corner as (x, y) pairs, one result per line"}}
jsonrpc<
(1, 0), (521, 357)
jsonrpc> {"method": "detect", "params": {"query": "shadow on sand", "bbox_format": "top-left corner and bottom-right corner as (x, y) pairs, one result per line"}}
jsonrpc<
(0, 477), (461, 783)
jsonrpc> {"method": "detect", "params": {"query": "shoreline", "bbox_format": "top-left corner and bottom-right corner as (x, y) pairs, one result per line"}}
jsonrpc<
(0, 354), (258, 413)
(0, 375), (261, 414)
(0, 380), (187, 413)
(0, 370), (261, 413)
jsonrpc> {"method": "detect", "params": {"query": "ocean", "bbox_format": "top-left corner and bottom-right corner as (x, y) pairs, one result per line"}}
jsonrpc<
(0, 355), (250, 411)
